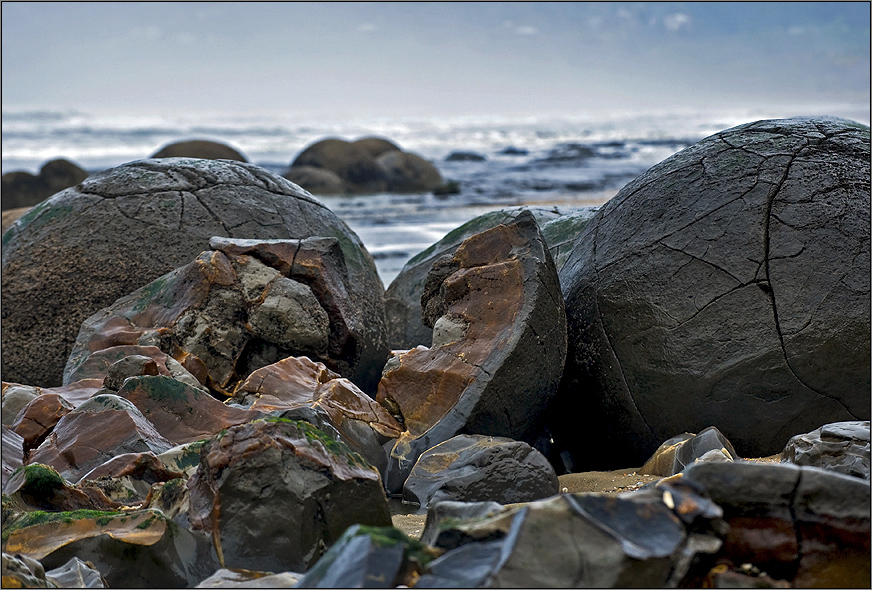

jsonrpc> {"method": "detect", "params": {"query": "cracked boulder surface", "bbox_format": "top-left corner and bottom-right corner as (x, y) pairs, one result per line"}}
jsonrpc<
(781, 420), (870, 479)
(187, 418), (391, 574)
(377, 211), (567, 493)
(1, 158), (387, 392)
(385, 206), (594, 350)
(64, 236), (382, 398)
(556, 117), (871, 469)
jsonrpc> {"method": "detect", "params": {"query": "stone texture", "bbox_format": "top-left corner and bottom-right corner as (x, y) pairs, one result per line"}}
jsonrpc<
(2, 508), (220, 588)
(1, 383), (39, 426)
(639, 426), (739, 477)
(557, 117), (871, 469)
(27, 394), (175, 483)
(10, 393), (74, 453)
(419, 500), (506, 548)
(781, 420), (870, 479)
(1, 552), (55, 588)
(1, 159), (89, 211)
(77, 452), (185, 503)
(682, 460), (871, 587)
(4, 464), (120, 513)
(187, 418), (392, 573)
(44, 557), (107, 588)
(282, 165), (345, 195)
(64, 345), (206, 391)
(195, 568), (302, 588)
(150, 139), (247, 161)
(2, 425), (25, 490)
(384, 206), (594, 350)
(403, 434), (559, 508)
(2, 158), (385, 391)
(377, 211), (566, 492)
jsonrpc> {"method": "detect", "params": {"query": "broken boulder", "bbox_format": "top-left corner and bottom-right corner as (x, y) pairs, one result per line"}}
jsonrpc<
(377, 211), (566, 492)
(639, 426), (739, 477)
(781, 420), (870, 479)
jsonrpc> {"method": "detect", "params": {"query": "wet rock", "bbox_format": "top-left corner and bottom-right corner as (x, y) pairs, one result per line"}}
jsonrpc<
(445, 151), (487, 162)
(403, 434), (559, 508)
(557, 117), (871, 469)
(296, 525), (437, 588)
(639, 426), (739, 477)
(2, 158), (385, 391)
(375, 150), (444, 193)
(2, 508), (220, 588)
(781, 420), (870, 479)
(419, 500), (506, 548)
(66, 235), (386, 396)
(417, 493), (706, 588)
(195, 568), (302, 588)
(1, 552), (56, 588)
(156, 440), (208, 477)
(384, 206), (593, 350)
(2, 425), (25, 490)
(187, 418), (392, 573)
(1, 159), (89, 211)
(115, 376), (261, 444)
(282, 165), (345, 195)
(290, 138), (389, 194)
(151, 139), (247, 161)
(77, 452), (185, 504)
(231, 355), (340, 409)
(2, 383), (39, 427)
(4, 464), (120, 513)
(27, 394), (175, 483)
(64, 345), (206, 391)
(682, 460), (871, 587)
(2, 382), (102, 418)
(145, 477), (192, 527)
(377, 211), (566, 492)
(44, 557), (107, 588)
(11, 394), (74, 453)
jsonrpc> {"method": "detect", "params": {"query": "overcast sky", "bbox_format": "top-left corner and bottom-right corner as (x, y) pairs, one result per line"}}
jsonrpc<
(2, 2), (869, 122)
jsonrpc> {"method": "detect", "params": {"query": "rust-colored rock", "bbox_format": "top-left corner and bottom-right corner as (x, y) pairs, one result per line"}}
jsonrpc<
(376, 211), (566, 492)
(115, 375), (261, 445)
(66, 236), (385, 399)
(188, 418), (391, 573)
(27, 394), (175, 483)
(233, 355), (340, 409)
(11, 393), (73, 453)
(2, 380), (102, 412)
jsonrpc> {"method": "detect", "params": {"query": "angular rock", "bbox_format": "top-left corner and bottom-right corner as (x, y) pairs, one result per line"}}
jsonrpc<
(781, 420), (870, 479)
(150, 140), (248, 161)
(115, 376), (261, 444)
(296, 525), (437, 588)
(64, 345), (206, 391)
(2, 508), (220, 588)
(187, 418), (392, 573)
(384, 206), (594, 350)
(639, 426), (739, 476)
(2, 383), (39, 427)
(11, 393), (74, 453)
(1, 158), (89, 211)
(45, 557), (107, 588)
(403, 434), (559, 508)
(156, 440), (208, 477)
(557, 117), (871, 469)
(3, 382), (102, 417)
(3, 463), (121, 514)
(195, 568), (302, 588)
(231, 355), (340, 409)
(2, 158), (385, 391)
(1, 552), (55, 588)
(419, 500), (506, 548)
(2, 425), (25, 490)
(27, 394), (175, 483)
(77, 452), (185, 503)
(682, 460), (871, 587)
(377, 211), (566, 492)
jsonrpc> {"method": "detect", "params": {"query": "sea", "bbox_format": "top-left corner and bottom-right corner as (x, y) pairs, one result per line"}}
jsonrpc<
(3, 107), (868, 286)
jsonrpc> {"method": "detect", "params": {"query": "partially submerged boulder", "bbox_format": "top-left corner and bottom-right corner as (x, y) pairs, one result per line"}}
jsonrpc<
(557, 117), (871, 469)
(377, 211), (567, 492)
(403, 434), (559, 508)
(150, 139), (247, 162)
(2, 158), (385, 390)
(187, 418), (392, 573)
(1, 159), (89, 211)
(65, 236), (387, 397)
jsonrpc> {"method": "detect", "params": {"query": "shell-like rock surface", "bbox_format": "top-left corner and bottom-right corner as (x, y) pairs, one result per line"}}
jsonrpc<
(1, 158), (386, 391)
(556, 117), (871, 469)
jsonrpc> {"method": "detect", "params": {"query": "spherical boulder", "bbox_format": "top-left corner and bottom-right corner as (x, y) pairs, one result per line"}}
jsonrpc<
(352, 136), (401, 158)
(282, 165), (345, 195)
(290, 138), (388, 194)
(376, 150), (443, 193)
(1, 158), (387, 392)
(150, 139), (247, 161)
(1, 158), (89, 210)
(556, 117), (870, 469)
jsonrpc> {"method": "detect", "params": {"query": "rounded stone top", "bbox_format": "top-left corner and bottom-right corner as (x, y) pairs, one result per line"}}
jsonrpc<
(151, 139), (248, 162)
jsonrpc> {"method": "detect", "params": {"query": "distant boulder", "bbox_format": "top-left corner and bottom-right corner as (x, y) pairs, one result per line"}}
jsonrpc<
(286, 136), (443, 195)
(1, 158), (89, 210)
(445, 151), (486, 162)
(150, 139), (247, 161)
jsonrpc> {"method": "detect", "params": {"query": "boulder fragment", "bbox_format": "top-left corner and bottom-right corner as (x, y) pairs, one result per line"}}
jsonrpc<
(781, 420), (870, 479)
(639, 426), (739, 476)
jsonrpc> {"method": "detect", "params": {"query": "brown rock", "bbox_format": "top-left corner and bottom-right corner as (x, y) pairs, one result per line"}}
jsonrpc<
(353, 137), (401, 158)
(11, 393), (74, 453)
(2, 380), (103, 413)
(150, 139), (247, 161)
(233, 355), (339, 409)
(1, 159), (89, 210)
(377, 211), (566, 492)
(4, 463), (120, 513)
(291, 138), (388, 194)
(376, 150), (443, 193)
(282, 165), (345, 195)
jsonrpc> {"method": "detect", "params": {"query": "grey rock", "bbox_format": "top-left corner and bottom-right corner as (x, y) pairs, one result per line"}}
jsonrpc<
(419, 500), (506, 547)
(376, 150), (444, 193)
(556, 117), (871, 469)
(282, 165), (345, 195)
(639, 426), (739, 477)
(403, 434), (559, 508)
(195, 568), (302, 588)
(1, 552), (56, 588)
(781, 420), (870, 479)
(45, 557), (107, 588)
(247, 276), (330, 355)
(2, 158), (385, 392)
(1, 384), (39, 426)
(1, 158), (89, 211)
(2, 425), (25, 490)
(102, 354), (159, 391)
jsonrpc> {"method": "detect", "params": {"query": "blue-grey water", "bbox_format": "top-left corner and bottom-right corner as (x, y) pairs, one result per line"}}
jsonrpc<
(1, 109), (773, 285)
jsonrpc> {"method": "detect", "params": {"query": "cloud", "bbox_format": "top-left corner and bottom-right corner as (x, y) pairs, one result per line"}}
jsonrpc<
(663, 13), (691, 32)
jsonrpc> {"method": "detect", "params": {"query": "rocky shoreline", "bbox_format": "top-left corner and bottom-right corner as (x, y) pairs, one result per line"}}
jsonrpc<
(2, 116), (870, 588)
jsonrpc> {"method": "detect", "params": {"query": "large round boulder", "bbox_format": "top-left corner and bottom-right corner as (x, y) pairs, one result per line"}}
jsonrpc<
(1, 158), (387, 392)
(290, 138), (388, 194)
(1, 158), (89, 210)
(150, 139), (247, 161)
(556, 117), (871, 469)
